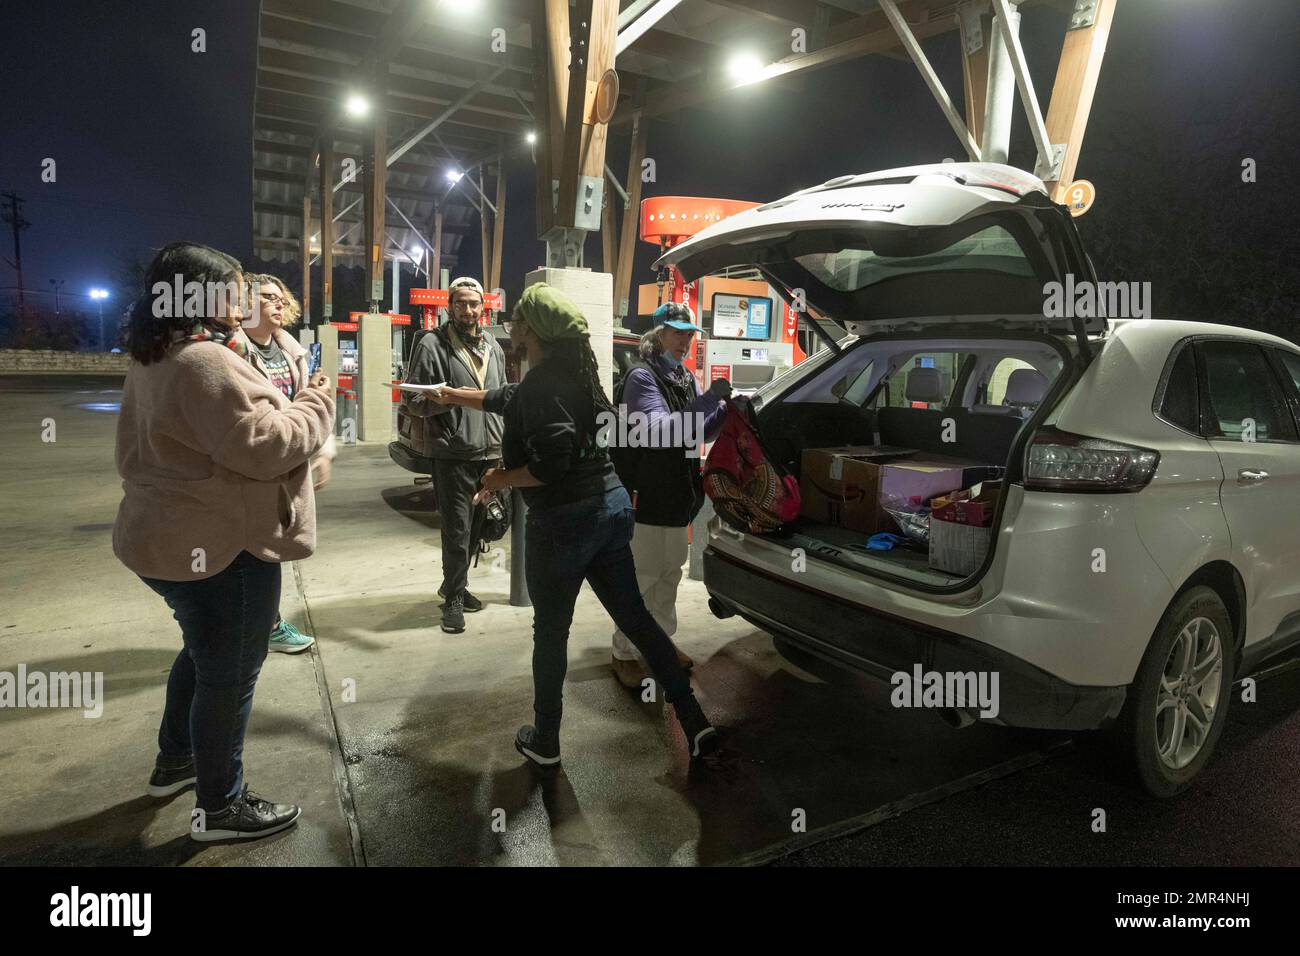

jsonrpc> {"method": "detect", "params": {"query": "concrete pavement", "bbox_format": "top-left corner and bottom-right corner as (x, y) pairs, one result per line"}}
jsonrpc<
(0, 374), (1110, 867)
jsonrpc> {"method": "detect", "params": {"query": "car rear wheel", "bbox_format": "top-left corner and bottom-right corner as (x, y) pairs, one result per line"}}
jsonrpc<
(1115, 585), (1234, 797)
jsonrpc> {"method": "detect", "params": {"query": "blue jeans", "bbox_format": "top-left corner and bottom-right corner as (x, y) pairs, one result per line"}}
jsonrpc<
(141, 551), (281, 811)
(525, 485), (692, 732)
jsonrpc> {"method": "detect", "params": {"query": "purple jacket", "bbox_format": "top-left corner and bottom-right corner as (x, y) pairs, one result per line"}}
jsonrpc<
(621, 353), (725, 446)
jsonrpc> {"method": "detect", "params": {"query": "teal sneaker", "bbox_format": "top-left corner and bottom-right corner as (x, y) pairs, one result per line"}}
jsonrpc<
(269, 619), (315, 654)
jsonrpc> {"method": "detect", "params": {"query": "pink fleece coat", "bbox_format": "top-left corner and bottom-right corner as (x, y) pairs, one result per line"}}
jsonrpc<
(112, 339), (336, 581)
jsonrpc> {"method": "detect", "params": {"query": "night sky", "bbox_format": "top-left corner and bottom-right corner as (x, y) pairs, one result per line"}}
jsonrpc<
(1, 0), (1297, 338)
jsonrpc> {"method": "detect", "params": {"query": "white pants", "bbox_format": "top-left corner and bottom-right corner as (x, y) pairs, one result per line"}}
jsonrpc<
(611, 523), (689, 661)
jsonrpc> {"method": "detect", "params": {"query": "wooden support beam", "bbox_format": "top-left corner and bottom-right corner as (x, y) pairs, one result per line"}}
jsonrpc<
(1042, 0), (1118, 200)
(363, 66), (388, 306)
(490, 159), (507, 293)
(479, 167), (492, 284)
(319, 136), (335, 321)
(431, 204), (443, 287)
(533, 0), (570, 236)
(300, 193), (312, 323)
(958, 7), (990, 152)
(555, 0), (617, 231)
(613, 112), (648, 321)
(601, 185), (617, 279)
(555, 0), (593, 230)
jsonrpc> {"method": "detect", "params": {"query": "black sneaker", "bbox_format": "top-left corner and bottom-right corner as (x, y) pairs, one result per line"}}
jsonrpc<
(190, 789), (301, 843)
(441, 594), (466, 633)
(147, 758), (197, 798)
(672, 693), (720, 759)
(438, 587), (482, 612)
(514, 725), (561, 767)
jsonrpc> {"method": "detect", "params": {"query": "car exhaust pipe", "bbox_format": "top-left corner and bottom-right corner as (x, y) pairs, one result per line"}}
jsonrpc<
(708, 597), (735, 620)
(939, 707), (977, 730)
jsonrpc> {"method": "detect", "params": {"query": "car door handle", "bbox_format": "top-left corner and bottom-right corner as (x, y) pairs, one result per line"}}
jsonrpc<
(1237, 469), (1270, 483)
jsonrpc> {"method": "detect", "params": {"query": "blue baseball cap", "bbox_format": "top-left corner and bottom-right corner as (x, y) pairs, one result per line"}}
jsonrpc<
(652, 302), (702, 332)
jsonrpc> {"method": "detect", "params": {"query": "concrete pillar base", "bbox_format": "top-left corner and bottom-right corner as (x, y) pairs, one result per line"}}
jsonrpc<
(358, 312), (393, 443)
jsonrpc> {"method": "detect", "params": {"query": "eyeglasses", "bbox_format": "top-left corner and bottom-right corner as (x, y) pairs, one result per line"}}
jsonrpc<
(259, 292), (285, 307)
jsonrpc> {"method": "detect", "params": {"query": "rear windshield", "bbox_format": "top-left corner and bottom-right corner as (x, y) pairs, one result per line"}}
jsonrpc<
(795, 224), (1035, 293)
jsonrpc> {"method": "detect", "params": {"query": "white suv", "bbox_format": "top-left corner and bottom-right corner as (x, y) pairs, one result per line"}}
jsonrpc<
(660, 162), (1300, 796)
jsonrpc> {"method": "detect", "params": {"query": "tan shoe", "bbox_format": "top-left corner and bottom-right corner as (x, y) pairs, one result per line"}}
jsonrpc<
(611, 655), (648, 689)
(673, 644), (694, 670)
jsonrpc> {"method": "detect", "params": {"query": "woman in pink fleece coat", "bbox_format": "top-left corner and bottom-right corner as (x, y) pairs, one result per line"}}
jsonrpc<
(113, 243), (334, 843)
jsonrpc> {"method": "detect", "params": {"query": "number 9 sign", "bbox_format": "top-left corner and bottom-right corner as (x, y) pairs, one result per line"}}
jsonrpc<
(1064, 179), (1095, 218)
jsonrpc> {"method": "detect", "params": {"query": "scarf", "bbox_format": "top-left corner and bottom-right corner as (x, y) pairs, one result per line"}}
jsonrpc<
(171, 323), (249, 359)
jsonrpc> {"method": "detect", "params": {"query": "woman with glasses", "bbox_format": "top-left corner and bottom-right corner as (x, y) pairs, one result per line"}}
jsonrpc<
(241, 273), (338, 654)
(430, 283), (719, 766)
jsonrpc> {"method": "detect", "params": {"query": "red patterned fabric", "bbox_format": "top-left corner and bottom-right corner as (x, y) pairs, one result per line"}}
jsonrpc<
(702, 401), (800, 533)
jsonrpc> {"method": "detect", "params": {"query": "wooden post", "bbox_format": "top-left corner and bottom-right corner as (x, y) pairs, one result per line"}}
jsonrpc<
(479, 167), (492, 283)
(300, 193), (312, 324)
(555, 0), (616, 232)
(959, 9), (990, 152)
(319, 136), (335, 323)
(601, 183), (617, 278)
(363, 69), (388, 307)
(431, 204), (443, 289)
(490, 160), (507, 293)
(1042, 0), (1119, 201)
(613, 111), (647, 323)
(533, 0), (571, 236)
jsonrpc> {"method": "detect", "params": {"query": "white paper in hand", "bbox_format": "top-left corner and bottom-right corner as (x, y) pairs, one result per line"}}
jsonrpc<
(390, 381), (447, 393)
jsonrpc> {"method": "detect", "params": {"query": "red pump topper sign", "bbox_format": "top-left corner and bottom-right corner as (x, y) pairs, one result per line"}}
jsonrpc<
(409, 288), (504, 330)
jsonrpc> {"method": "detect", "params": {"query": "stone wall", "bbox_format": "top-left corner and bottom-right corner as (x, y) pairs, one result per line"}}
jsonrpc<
(0, 350), (131, 374)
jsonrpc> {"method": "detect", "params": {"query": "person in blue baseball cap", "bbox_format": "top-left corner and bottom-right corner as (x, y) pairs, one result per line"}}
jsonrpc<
(607, 301), (731, 688)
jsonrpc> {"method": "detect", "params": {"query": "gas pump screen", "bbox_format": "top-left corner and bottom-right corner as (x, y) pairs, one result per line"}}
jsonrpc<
(710, 294), (772, 340)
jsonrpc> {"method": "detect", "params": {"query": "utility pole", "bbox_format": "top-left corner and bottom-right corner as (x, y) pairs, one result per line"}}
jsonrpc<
(49, 278), (65, 315)
(1, 191), (30, 315)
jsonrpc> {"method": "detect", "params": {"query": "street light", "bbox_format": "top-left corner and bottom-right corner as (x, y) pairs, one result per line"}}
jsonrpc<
(525, 131), (537, 145)
(446, 169), (463, 184)
(90, 288), (109, 351)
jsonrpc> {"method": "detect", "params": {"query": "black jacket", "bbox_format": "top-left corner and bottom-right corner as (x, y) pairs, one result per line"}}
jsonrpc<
(617, 359), (705, 528)
(483, 362), (619, 511)
(401, 323), (506, 461)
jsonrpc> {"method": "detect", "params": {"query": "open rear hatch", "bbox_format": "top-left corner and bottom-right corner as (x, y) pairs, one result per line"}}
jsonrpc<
(656, 162), (1104, 352)
(658, 163), (1100, 590)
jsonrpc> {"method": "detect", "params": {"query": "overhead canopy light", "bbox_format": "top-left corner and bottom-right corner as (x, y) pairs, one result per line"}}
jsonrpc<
(344, 93), (370, 117)
(727, 51), (765, 86)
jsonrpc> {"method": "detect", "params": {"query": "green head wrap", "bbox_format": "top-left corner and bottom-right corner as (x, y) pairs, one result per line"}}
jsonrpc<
(515, 282), (588, 341)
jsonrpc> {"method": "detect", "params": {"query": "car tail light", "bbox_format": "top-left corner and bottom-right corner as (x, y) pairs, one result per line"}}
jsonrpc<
(1024, 427), (1160, 493)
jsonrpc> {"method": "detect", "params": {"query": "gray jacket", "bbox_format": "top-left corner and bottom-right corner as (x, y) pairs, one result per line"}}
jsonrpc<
(400, 323), (506, 461)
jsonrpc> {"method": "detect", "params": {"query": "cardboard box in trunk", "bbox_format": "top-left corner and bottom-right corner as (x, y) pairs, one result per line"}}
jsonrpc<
(800, 447), (964, 534)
